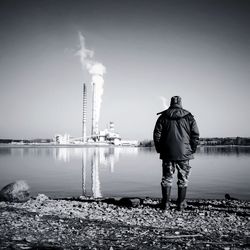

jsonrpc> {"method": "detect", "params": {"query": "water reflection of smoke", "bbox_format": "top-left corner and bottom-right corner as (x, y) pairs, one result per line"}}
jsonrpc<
(91, 149), (102, 198)
(52, 146), (139, 198)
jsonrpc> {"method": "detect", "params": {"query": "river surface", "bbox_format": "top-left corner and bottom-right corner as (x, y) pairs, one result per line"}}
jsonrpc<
(0, 146), (249, 200)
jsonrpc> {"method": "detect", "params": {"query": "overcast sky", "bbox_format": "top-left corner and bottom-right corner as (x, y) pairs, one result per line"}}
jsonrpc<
(0, 0), (249, 140)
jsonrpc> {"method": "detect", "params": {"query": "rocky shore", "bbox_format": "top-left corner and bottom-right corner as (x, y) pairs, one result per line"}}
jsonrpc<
(0, 194), (249, 249)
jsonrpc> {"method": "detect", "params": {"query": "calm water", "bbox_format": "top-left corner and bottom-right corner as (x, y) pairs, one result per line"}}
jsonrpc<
(0, 146), (249, 200)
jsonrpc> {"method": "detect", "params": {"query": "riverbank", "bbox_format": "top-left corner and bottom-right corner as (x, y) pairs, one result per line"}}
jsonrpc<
(0, 195), (249, 249)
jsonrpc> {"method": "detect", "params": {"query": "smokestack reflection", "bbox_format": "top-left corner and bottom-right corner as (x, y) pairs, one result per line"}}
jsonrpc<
(54, 147), (139, 197)
(91, 148), (102, 198)
(81, 149), (86, 196)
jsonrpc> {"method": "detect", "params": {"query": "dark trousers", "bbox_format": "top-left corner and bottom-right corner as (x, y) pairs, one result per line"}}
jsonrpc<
(161, 160), (191, 188)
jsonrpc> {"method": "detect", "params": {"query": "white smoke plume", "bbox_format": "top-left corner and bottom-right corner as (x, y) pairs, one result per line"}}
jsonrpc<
(76, 32), (106, 131)
(160, 96), (168, 109)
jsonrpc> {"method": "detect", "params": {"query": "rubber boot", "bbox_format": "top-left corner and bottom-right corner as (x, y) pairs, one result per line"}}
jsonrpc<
(177, 187), (187, 211)
(161, 184), (171, 212)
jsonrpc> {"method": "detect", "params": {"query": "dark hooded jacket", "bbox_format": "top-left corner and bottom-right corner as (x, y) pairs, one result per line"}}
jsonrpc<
(153, 107), (199, 161)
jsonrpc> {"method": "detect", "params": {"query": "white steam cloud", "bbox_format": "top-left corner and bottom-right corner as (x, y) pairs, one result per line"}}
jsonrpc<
(160, 96), (168, 109)
(76, 32), (106, 131)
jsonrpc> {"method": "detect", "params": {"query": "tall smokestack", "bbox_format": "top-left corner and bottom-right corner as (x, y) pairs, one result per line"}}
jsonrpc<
(76, 33), (106, 138)
(91, 82), (98, 136)
(82, 83), (87, 142)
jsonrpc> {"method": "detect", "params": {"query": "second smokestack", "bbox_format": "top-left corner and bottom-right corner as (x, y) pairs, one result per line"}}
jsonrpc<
(82, 83), (87, 143)
(91, 82), (98, 136)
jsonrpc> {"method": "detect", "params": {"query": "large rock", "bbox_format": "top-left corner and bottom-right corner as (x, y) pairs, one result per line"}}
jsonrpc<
(0, 180), (30, 202)
(118, 198), (142, 207)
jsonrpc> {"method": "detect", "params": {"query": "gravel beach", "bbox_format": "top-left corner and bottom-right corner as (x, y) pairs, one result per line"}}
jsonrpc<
(0, 194), (249, 249)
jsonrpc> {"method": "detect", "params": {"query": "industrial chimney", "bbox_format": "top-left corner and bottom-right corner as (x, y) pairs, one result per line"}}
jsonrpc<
(91, 82), (98, 136)
(82, 83), (87, 143)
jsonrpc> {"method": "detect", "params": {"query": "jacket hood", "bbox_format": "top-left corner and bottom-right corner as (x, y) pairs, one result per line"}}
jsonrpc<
(157, 107), (190, 119)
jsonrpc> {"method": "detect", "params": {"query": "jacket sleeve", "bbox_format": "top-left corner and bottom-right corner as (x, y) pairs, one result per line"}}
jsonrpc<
(189, 115), (200, 153)
(153, 115), (164, 153)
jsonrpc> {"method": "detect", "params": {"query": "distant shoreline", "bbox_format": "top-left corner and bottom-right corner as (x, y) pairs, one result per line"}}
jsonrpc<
(0, 143), (118, 148)
(1, 136), (250, 147)
(0, 143), (138, 148)
(1, 143), (250, 148)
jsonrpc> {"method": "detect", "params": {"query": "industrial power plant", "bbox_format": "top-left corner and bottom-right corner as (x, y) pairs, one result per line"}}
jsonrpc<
(55, 34), (138, 146)
(55, 83), (138, 146)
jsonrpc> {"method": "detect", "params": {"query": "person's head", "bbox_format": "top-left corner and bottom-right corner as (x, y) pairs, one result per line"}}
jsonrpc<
(170, 96), (182, 108)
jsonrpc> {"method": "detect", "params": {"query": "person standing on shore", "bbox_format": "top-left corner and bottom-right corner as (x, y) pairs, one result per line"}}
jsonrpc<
(153, 96), (199, 212)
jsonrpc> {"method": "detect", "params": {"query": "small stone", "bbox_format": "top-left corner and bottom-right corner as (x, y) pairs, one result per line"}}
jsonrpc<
(25, 236), (36, 242)
(12, 236), (23, 241)
(35, 193), (49, 203)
